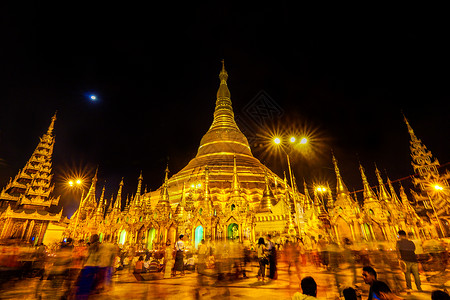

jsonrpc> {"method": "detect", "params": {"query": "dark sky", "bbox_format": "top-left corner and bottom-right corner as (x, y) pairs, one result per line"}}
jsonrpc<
(1, 3), (449, 216)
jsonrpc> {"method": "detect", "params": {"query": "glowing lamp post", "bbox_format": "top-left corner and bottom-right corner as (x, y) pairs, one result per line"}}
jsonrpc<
(273, 135), (308, 236)
(67, 179), (86, 230)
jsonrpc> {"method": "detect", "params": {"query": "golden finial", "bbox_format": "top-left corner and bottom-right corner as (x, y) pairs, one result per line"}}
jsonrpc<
(47, 111), (57, 135)
(217, 60), (230, 98)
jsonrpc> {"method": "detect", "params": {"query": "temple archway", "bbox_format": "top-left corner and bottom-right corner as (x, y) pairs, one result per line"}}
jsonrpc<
(372, 222), (385, 241)
(147, 228), (156, 249)
(227, 223), (239, 240)
(195, 225), (204, 249)
(119, 229), (127, 245)
(335, 216), (352, 242)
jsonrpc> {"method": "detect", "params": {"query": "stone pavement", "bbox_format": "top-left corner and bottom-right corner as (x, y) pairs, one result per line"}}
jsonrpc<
(0, 261), (447, 299)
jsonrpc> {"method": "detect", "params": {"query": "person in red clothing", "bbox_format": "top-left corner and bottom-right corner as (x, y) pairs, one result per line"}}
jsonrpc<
(133, 256), (145, 281)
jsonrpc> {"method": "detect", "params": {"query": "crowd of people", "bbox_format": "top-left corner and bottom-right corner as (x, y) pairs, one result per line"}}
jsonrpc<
(0, 230), (448, 299)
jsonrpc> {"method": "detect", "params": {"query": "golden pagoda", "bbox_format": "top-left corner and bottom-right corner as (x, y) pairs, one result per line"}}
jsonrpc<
(404, 115), (450, 236)
(0, 113), (62, 244)
(67, 62), (446, 248)
(70, 61), (297, 248)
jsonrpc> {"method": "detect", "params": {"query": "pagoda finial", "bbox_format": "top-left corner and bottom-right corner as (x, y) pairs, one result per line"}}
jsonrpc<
(258, 167), (276, 212)
(303, 179), (313, 210)
(359, 163), (377, 201)
(402, 112), (418, 141)
(114, 177), (124, 210)
(47, 111), (57, 135)
(135, 171), (143, 206)
(219, 59), (228, 84)
(332, 152), (349, 196)
(386, 175), (402, 207)
(157, 167), (171, 214)
(375, 164), (391, 202)
(164, 164), (169, 183)
(96, 184), (106, 215)
(93, 167), (98, 183)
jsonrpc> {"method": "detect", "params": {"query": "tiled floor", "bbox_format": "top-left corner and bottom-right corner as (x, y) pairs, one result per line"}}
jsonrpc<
(0, 261), (447, 299)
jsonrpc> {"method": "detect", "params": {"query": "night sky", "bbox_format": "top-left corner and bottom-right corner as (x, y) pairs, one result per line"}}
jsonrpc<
(1, 4), (449, 216)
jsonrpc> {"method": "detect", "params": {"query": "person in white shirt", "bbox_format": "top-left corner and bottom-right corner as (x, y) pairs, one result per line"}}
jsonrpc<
(173, 235), (185, 276)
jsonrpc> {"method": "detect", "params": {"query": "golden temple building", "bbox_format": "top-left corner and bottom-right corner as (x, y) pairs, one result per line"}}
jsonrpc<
(67, 62), (449, 248)
(0, 113), (62, 245)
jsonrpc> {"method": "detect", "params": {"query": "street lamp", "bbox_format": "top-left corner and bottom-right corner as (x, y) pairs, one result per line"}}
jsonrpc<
(316, 186), (327, 193)
(272, 135), (308, 236)
(67, 178), (86, 230)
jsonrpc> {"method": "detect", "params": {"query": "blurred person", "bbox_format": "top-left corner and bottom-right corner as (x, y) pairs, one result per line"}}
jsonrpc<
(242, 237), (251, 278)
(432, 290), (450, 300)
(343, 238), (357, 286)
(33, 243), (47, 279)
(114, 255), (122, 271)
(343, 287), (358, 300)
(396, 230), (422, 291)
(197, 239), (208, 275)
(372, 280), (403, 300)
(298, 238), (306, 266)
(174, 234), (185, 276)
(267, 234), (277, 279)
(257, 237), (267, 281)
(317, 235), (329, 269)
(75, 234), (102, 299)
(292, 276), (318, 300)
(163, 241), (175, 278)
(97, 240), (119, 291)
(362, 266), (379, 300)
(133, 256), (145, 281)
(310, 236), (320, 267)
(48, 238), (74, 295)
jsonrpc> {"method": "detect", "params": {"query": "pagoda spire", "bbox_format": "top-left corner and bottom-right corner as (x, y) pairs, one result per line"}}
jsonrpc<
(195, 60), (252, 158)
(95, 185), (106, 217)
(303, 179), (313, 210)
(174, 183), (186, 219)
(47, 111), (57, 135)
(359, 163), (378, 202)
(114, 178), (124, 211)
(106, 194), (114, 215)
(332, 152), (349, 197)
(399, 183), (416, 214)
(134, 171), (143, 207)
(85, 168), (98, 206)
(387, 176), (402, 207)
(258, 168), (276, 212)
(0, 113), (60, 208)
(231, 154), (241, 195)
(209, 60), (237, 131)
(403, 114), (449, 214)
(375, 165), (391, 203)
(156, 166), (172, 214)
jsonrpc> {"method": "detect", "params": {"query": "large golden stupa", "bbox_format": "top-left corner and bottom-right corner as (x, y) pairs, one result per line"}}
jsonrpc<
(66, 61), (447, 249)
(158, 60), (284, 203)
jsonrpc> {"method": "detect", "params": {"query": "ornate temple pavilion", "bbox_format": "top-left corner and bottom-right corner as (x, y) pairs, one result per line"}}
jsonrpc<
(67, 62), (450, 249)
(0, 113), (62, 245)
